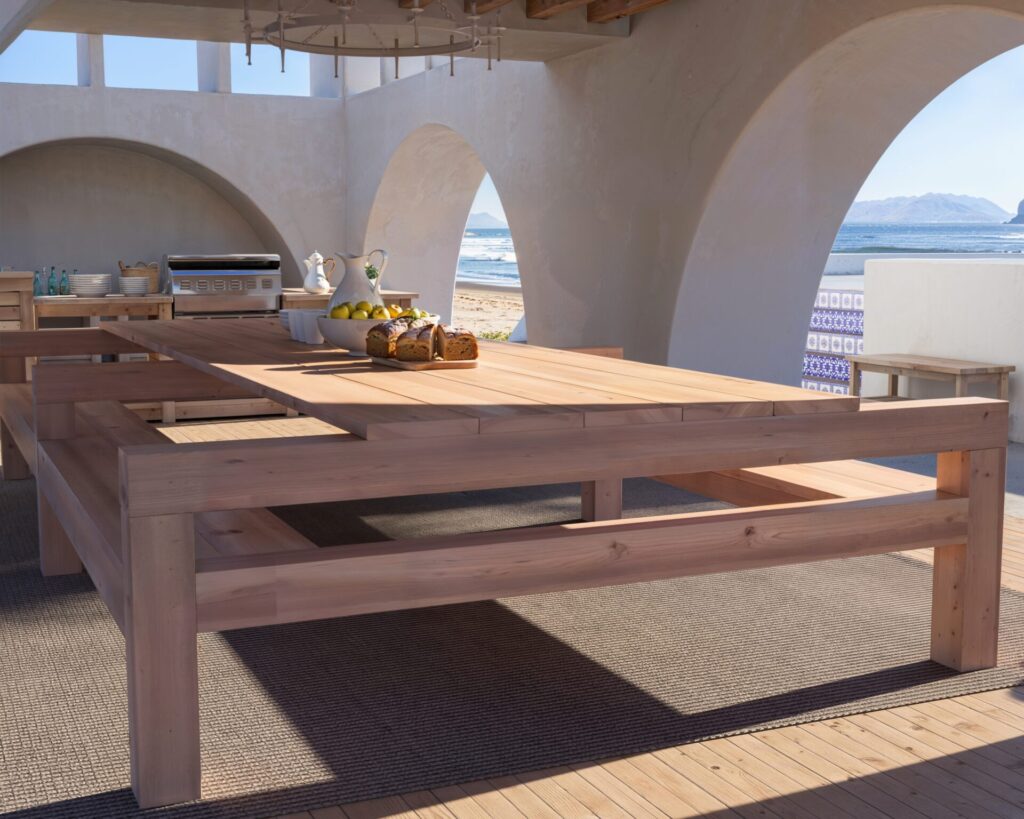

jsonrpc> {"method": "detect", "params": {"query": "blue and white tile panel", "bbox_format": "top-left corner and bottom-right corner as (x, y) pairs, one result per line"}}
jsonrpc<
(802, 288), (863, 395)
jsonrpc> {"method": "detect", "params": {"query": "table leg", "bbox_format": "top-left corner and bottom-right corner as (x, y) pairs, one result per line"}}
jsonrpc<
(582, 479), (623, 521)
(36, 402), (82, 575)
(931, 448), (1004, 671)
(848, 363), (860, 396)
(1, 419), (30, 480)
(955, 376), (968, 397)
(887, 373), (899, 399)
(124, 513), (201, 808)
(999, 373), (1010, 401)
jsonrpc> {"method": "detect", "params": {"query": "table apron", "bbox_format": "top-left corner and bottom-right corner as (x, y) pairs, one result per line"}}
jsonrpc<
(117, 398), (1008, 517)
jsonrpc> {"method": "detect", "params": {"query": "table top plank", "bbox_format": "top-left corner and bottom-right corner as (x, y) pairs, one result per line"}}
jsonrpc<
(848, 353), (1015, 376)
(481, 341), (859, 414)
(102, 319), (858, 441)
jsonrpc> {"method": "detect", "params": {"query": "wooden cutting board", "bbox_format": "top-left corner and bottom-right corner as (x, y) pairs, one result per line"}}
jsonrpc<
(369, 356), (479, 370)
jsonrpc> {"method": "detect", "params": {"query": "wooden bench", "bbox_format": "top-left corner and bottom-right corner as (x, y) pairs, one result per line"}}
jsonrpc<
(659, 458), (934, 508)
(1, 330), (321, 599)
(848, 353), (1015, 400)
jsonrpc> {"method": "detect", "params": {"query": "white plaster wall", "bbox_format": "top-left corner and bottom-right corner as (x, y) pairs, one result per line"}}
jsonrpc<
(5, 1), (1024, 380)
(0, 83), (346, 285)
(342, 0), (1024, 373)
(0, 142), (265, 273)
(864, 259), (1024, 440)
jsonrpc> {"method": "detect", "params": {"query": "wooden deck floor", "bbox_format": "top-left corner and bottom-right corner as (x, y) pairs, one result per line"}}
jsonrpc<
(156, 418), (1024, 819)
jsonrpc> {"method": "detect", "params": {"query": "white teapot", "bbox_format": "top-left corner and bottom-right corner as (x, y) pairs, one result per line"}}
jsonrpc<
(302, 251), (336, 294)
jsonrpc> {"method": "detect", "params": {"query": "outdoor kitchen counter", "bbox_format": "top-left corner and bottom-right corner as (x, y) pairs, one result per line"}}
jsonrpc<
(280, 288), (419, 310)
(26, 317), (1009, 809)
(32, 294), (173, 324)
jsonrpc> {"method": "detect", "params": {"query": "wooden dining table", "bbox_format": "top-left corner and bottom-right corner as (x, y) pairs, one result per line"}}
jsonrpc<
(29, 318), (1007, 808)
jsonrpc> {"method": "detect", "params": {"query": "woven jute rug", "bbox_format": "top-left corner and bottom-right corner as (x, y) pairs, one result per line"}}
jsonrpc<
(2, 477), (1024, 818)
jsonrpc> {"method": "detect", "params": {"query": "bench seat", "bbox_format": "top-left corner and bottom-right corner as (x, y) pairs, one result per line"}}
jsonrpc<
(3, 386), (317, 629)
(659, 459), (934, 507)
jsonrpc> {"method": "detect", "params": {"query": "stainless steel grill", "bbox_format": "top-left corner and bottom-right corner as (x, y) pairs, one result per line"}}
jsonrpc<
(164, 254), (282, 315)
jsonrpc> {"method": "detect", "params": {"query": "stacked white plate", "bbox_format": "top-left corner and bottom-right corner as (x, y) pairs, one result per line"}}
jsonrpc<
(69, 274), (112, 297)
(118, 277), (150, 296)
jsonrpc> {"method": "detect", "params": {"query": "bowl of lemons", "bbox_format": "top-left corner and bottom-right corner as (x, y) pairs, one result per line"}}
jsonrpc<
(317, 301), (437, 354)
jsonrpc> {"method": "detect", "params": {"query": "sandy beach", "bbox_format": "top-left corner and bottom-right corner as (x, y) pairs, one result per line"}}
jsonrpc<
(452, 282), (524, 337)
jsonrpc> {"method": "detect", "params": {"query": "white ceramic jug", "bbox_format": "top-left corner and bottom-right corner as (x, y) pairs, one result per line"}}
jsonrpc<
(302, 251), (335, 294)
(328, 250), (388, 309)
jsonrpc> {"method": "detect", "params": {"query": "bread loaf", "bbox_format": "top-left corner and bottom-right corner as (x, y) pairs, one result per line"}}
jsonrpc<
(437, 325), (479, 361)
(366, 318), (430, 358)
(396, 324), (437, 362)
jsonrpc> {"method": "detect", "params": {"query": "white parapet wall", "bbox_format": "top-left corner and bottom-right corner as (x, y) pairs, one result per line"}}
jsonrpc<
(864, 258), (1024, 442)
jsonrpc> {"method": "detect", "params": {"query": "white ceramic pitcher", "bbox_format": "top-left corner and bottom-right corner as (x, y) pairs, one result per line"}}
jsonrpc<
(302, 251), (336, 294)
(328, 249), (388, 308)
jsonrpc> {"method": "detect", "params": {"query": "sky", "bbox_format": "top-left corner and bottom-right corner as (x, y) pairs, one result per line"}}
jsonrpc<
(2, 32), (1024, 216)
(854, 43), (1024, 213)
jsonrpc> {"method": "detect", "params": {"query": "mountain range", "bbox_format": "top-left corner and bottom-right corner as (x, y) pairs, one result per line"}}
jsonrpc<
(845, 193), (1012, 224)
(466, 211), (508, 229)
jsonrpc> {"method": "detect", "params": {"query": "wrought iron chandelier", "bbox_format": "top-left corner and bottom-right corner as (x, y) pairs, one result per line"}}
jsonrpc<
(242, 0), (504, 78)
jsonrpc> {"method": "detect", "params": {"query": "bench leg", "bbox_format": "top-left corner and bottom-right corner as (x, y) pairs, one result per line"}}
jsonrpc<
(1, 418), (31, 480)
(125, 513), (201, 808)
(931, 449), (1004, 671)
(582, 479), (623, 521)
(38, 490), (83, 575)
(848, 363), (860, 396)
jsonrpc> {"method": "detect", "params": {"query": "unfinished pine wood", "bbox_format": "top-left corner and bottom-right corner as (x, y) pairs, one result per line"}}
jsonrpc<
(32, 294), (173, 321)
(123, 512), (201, 808)
(526, 0), (589, 18)
(481, 339), (859, 415)
(931, 448), (1005, 671)
(31, 361), (255, 405)
(34, 397), (81, 576)
(194, 492), (966, 631)
(581, 478), (623, 521)
(99, 319), (852, 439)
(588, 0), (670, 22)
(0, 327), (147, 358)
(659, 459), (935, 507)
(35, 440), (125, 631)
(119, 398), (1006, 517)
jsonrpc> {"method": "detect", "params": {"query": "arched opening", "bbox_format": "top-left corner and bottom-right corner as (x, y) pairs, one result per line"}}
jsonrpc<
(669, 6), (1024, 385)
(0, 137), (293, 278)
(454, 174), (523, 339)
(362, 124), (523, 329)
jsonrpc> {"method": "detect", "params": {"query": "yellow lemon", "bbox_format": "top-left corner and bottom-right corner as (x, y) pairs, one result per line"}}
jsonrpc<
(350, 309), (369, 320)
(330, 304), (351, 319)
(355, 300), (373, 314)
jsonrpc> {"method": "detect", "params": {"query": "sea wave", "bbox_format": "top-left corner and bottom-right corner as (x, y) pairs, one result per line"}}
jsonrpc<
(459, 251), (518, 263)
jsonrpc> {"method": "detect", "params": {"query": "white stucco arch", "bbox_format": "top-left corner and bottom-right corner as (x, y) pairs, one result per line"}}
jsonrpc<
(361, 123), (490, 321)
(0, 136), (292, 267)
(669, 5), (1024, 383)
(0, 83), (346, 282)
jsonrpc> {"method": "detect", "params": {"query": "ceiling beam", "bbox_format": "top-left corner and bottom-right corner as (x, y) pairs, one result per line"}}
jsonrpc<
(587, 0), (670, 23)
(526, 0), (590, 20)
(0, 0), (55, 53)
(399, 0), (434, 7)
(464, 0), (514, 13)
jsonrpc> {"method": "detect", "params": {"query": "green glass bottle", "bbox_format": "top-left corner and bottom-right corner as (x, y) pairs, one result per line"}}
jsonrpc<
(59, 269), (71, 296)
(47, 266), (57, 296)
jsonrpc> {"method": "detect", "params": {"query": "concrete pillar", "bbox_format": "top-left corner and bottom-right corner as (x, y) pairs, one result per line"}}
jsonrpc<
(197, 41), (231, 93)
(76, 33), (104, 87)
(343, 57), (382, 96)
(309, 53), (344, 98)
(379, 57), (391, 85)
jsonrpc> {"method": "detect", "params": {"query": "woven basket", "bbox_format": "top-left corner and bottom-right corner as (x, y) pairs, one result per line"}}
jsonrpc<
(118, 261), (159, 294)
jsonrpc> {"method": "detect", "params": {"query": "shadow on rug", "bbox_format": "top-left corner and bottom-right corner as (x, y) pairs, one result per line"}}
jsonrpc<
(2, 477), (1023, 818)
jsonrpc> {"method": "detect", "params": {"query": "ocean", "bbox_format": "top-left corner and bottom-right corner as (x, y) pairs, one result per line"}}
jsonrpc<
(456, 223), (1024, 288)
